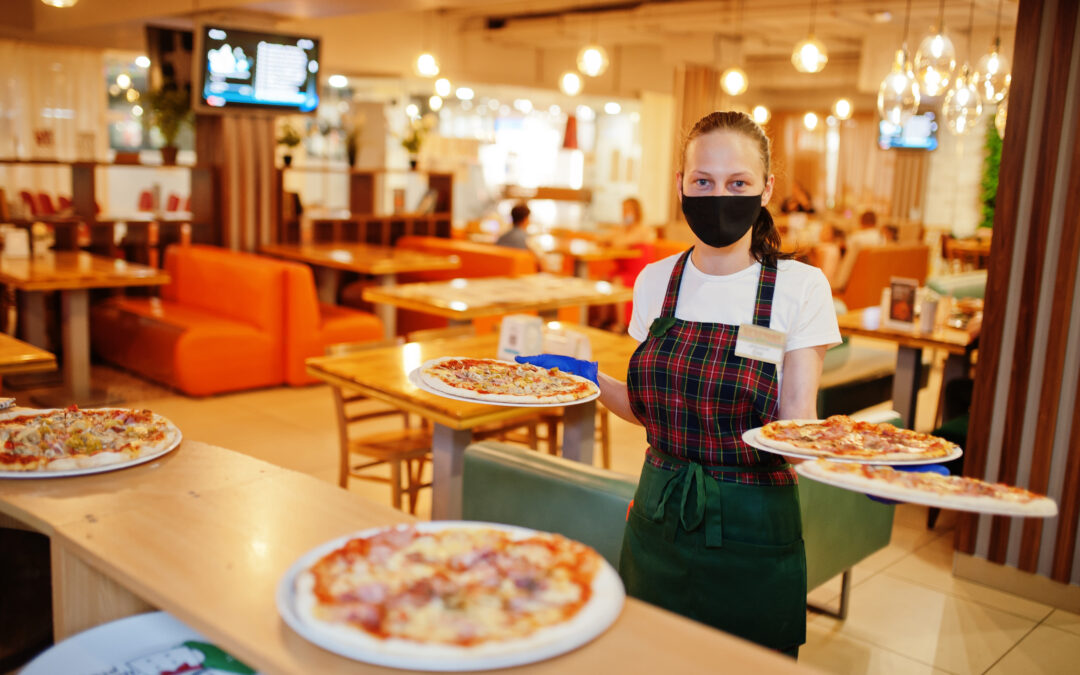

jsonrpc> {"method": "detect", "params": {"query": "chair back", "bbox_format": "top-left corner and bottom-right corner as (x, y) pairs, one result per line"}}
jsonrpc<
(166, 193), (181, 211)
(36, 193), (56, 215)
(138, 190), (154, 211)
(19, 191), (37, 216)
(835, 243), (930, 310)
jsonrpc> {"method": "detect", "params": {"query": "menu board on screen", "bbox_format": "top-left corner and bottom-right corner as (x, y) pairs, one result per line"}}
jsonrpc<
(197, 25), (320, 113)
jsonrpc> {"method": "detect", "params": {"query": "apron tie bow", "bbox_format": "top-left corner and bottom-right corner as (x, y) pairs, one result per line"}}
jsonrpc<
(649, 461), (711, 540)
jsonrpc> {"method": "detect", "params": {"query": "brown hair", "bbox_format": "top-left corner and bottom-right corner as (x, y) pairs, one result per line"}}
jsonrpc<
(681, 111), (793, 267)
(510, 202), (530, 226)
(622, 197), (643, 223)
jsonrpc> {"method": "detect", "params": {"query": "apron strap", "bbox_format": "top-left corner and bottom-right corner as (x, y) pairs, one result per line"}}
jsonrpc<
(658, 249), (693, 318)
(753, 264), (778, 328)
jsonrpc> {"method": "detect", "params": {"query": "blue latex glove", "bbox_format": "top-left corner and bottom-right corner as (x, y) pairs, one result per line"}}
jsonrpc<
(868, 464), (950, 504)
(515, 354), (599, 384)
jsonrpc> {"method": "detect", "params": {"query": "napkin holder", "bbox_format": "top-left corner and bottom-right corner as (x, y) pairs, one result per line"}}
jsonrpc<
(497, 315), (544, 361)
(543, 325), (592, 360)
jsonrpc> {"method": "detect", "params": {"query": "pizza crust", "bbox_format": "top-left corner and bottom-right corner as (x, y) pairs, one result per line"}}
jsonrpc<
(756, 417), (960, 462)
(797, 461), (1058, 517)
(419, 357), (598, 405)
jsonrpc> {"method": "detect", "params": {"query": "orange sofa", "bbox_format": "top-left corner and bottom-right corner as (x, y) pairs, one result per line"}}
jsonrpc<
(91, 245), (383, 395)
(341, 236), (544, 336)
(832, 243), (931, 310)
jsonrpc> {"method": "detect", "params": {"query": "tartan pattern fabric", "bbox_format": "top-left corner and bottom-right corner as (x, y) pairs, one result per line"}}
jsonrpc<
(627, 249), (795, 486)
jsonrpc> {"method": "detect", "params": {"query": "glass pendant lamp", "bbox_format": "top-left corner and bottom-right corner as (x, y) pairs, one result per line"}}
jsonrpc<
(791, 0), (828, 73)
(974, 0), (1012, 103)
(877, 0), (920, 124)
(914, 0), (957, 97)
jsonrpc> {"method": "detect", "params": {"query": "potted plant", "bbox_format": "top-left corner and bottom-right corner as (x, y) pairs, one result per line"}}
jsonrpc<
(400, 114), (435, 170)
(144, 83), (192, 166)
(277, 122), (302, 167)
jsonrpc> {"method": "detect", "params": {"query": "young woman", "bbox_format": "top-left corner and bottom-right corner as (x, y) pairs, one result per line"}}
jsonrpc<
(599, 111), (841, 656)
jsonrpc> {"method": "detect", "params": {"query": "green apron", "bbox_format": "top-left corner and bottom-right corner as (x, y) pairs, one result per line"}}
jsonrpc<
(620, 254), (806, 654)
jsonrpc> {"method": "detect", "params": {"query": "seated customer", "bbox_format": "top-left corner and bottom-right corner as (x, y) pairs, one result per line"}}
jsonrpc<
(846, 211), (885, 249)
(495, 202), (531, 250)
(606, 197), (657, 249)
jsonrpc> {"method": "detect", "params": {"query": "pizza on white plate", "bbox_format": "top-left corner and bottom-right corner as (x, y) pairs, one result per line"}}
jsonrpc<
(0, 406), (181, 473)
(418, 357), (598, 405)
(797, 460), (1058, 517)
(756, 415), (960, 462)
(287, 522), (624, 668)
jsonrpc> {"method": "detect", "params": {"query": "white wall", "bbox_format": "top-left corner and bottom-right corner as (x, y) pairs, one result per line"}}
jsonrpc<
(923, 113), (993, 237)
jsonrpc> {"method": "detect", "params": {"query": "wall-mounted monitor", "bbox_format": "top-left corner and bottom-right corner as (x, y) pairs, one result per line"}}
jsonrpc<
(878, 110), (939, 151)
(195, 24), (320, 113)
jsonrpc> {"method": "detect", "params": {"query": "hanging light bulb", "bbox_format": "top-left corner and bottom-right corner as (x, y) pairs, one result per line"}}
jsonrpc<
(974, 39), (1011, 103)
(752, 105), (771, 125)
(803, 112), (819, 131)
(720, 67), (748, 96)
(832, 98), (853, 120)
(995, 99), (1007, 138)
(941, 66), (983, 135)
(560, 72), (583, 96)
(415, 52), (440, 78)
(434, 77), (451, 97)
(877, 48), (921, 125)
(429, 95), (443, 112)
(914, 0), (956, 97)
(577, 45), (609, 78)
(791, 0), (828, 73)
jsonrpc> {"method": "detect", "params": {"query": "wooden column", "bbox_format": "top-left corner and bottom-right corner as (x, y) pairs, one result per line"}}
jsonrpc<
(957, 0), (1080, 590)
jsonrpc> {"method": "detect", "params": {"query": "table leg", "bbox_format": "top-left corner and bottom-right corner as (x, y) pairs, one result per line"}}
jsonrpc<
(893, 346), (923, 429)
(314, 268), (341, 305)
(431, 424), (473, 520)
(574, 259), (588, 278)
(377, 274), (398, 340)
(30, 289), (109, 407)
(561, 400), (596, 465)
(20, 291), (48, 349)
(51, 538), (154, 641)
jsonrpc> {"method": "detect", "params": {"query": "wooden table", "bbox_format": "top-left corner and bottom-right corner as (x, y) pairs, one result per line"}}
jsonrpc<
(307, 325), (638, 519)
(261, 242), (462, 338)
(837, 309), (978, 429)
(0, 439), (808, 674)
(0, 332), (57, 376)
(0, 252), (169, 406)
(533, 236), (642, 278)
(362, 273), (634, 327)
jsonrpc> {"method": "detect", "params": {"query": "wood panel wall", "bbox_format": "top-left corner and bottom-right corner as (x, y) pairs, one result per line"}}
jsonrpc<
(957, 0), (1080, 585)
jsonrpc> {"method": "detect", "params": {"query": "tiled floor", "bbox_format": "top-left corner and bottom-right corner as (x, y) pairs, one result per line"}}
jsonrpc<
(11, 348), (1077, 674)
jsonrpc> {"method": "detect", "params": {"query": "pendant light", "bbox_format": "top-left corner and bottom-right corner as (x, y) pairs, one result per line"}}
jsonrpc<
(721, 1), (749, 96)
(40, 0), (78, 6)
(877, 0), (920, 125)
(974, 0), (1011, 103)
(941, 0), (983, 135)
(434, 77), (451, 98)
(752, 105), (771, 125)
(832, 98), (853, 120)
(577, 17), (609, 77)
(560, 72), (583, 96)
(803, 112), (819, 131)
(413, 12), (440, 78)
(792, 0), (828, 73)
(914, 0), (957, 97)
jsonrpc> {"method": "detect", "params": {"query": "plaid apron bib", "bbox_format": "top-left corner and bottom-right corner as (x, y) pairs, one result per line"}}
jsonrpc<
(627, 248), (794, 486)
(619, 249), (806, 653)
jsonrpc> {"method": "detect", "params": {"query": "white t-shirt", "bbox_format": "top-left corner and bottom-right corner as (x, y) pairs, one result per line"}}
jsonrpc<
(628, 254), (842, 388)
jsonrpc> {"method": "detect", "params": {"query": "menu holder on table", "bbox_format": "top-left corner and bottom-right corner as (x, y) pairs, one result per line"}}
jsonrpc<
(884, 277), (919, 331)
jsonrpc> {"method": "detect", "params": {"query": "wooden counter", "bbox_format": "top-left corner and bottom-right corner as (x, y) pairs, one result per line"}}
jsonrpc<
(0, 439), (811, 674)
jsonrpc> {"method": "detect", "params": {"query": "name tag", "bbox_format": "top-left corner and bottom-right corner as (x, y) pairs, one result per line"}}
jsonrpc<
(734, 324), (786, 365)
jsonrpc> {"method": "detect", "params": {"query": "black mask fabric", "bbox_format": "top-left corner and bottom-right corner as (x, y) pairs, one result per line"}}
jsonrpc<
(680, 193), (763, 248)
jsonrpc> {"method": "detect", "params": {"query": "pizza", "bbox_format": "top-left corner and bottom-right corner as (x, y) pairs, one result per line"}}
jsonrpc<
(0, 406), (181, 473)
(418, 357), (599, 405)
(290, 523), (624, 666)
(797, 460), (1058, 517)
(756, 415), (960, 462)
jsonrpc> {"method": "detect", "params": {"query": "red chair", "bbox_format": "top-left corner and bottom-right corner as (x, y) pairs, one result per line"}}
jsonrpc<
(36, 193), (57, 216)
(182, 196), (191, 212)
(138, 190), (154, 211)
(57, 196), (72, 211)
(165, 193), (181, 211)
(19, 191), (37, 216)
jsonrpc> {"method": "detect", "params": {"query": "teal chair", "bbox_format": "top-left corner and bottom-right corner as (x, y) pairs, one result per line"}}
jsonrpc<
(927, 270), (987, 299)
(462, 411), (899, 620)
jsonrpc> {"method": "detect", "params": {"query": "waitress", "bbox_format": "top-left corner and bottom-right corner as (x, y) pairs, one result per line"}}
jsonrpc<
(600, 111), (840, 657)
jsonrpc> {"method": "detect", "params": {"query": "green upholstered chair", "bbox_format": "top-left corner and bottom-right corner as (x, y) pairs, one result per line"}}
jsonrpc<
(461, 409), (900, 621)
(927, 270), (987, 299)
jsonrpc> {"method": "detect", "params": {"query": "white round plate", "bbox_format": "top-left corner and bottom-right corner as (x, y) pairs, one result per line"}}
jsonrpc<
(742, 425), (963, 465)
(20, 611), (258, 675)
(276, 520), (625, 672)
(795, 462), (1058, 517)
(408, 366), (600, 408)
(0, 407), (183, 479)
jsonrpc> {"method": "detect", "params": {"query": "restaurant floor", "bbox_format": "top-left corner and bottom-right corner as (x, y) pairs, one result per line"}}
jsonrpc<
(11, 344), (1078, 675)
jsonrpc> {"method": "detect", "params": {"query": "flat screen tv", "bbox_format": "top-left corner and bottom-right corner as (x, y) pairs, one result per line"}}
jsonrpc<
(195, 24), (320, 113)
(878, 111), (938, 151)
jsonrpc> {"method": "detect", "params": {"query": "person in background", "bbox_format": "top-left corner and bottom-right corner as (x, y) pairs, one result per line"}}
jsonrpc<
(845, 210), (885, 249)
(603, 197), (657, 331)
(780, 181), (815, 214)
(607, 197), (657, 249)
(495, 202), (531, 250)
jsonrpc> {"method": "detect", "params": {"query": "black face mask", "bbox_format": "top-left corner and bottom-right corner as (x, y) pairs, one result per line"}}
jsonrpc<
(680, 192), (763, 248)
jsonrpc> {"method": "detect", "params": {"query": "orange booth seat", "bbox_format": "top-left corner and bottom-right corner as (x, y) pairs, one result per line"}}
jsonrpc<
(832, 243), (931, 310)
(91, 245), (383, 395)
(340, 236), (569, 336)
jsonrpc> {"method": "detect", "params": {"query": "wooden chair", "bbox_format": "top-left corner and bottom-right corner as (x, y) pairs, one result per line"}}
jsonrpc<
(326, 338), (432, 513)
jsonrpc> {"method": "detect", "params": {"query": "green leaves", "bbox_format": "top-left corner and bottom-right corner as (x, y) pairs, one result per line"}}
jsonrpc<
(979, 121), (1002, 230)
